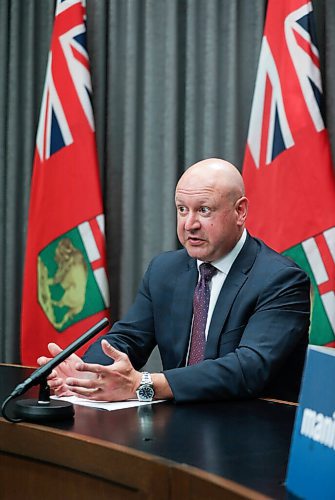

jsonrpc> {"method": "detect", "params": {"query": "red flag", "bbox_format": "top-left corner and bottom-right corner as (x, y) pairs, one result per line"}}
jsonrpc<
(21, 0), (110, 365)
(243, 0), (335, 347)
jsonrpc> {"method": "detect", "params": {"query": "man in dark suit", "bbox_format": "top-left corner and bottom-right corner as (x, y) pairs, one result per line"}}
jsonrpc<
(38, 158), (310, 403)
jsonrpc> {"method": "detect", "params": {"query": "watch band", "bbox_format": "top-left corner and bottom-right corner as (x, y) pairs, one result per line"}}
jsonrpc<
(140, 372), (152, 385)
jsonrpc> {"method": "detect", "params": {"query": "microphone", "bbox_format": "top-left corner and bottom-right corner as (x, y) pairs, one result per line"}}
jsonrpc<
(2, 317), (109, 422)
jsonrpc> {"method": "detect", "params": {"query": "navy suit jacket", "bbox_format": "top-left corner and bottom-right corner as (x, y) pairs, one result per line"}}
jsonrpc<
(83, 234), (310, 402)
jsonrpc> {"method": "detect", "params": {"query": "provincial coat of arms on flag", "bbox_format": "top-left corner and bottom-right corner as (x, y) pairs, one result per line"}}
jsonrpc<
(21, 0), (110, 365)
(243, 0), (335, 347)
(37, 215), (109, 332)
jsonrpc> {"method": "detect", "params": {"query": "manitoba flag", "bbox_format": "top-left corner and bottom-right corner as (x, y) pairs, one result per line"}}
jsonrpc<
(243, 0), (335, 347)
(21, 0), (110, 365)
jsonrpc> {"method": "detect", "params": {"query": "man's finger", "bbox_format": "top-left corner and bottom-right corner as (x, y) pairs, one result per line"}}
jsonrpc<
(54, 386), (74, 397)
(66, 377), (99, 389)
(75, 362), (104, 377)
(101, 339), (125, 361)
(65, 385), (101, 399)
(48, 377), (64, 389)
(37, 356), (51, 366)
(48, 343), (63, 356)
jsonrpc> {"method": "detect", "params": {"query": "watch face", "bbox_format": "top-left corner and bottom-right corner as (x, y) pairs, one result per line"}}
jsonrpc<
(138, 384), (154, 401)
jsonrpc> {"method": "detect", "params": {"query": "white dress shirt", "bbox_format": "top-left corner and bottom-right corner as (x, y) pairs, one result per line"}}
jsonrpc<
(197, 228), (247, 339)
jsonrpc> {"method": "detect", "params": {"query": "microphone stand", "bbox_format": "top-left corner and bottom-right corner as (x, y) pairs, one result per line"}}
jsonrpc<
(14, 378), (75, 422)
(1, 317), (109, 423)
(1, 378), (74, 423)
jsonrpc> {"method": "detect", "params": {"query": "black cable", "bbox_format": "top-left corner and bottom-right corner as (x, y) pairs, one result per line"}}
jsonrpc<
(1, 395), (23, 423)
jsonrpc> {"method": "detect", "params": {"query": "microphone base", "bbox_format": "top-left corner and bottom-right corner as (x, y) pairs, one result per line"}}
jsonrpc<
(14, 399), (74, 422)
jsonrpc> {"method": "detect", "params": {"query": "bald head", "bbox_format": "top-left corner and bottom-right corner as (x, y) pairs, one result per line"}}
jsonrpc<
(175, 158), (248, 261)
(176, 158), (245, 204)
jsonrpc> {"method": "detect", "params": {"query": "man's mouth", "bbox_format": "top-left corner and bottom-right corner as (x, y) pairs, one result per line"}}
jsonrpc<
(187, 236), (205, 245)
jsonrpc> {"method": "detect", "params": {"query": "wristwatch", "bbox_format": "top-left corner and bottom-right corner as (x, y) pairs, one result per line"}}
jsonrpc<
(136, 372), (155, 402)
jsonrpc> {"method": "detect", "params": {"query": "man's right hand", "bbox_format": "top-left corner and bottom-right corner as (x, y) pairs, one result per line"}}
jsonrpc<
(37, 343), (87, 397)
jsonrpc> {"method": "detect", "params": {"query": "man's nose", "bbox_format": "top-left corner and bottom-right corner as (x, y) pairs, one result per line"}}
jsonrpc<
(184, 212), (200, 231)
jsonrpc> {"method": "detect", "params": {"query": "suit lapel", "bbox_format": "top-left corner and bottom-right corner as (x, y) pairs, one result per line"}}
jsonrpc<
(170, 257), (198, 367)
(205, 235), (259, 358)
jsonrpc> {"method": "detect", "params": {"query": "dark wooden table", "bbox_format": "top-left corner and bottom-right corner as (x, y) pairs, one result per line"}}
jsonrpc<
(0, 364), (296, 499)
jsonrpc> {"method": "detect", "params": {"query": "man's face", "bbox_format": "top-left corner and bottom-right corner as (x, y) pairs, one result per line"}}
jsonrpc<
(175, 173), (246, 262)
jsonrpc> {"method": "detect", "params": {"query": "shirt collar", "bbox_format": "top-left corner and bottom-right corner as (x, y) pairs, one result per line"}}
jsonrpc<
(197, 228), (247, 275)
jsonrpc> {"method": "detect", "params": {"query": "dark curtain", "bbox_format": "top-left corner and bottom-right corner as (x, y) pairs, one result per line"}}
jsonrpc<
(0, 0), (334, 363)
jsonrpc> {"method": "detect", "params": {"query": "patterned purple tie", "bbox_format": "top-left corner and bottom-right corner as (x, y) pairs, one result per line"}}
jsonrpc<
(188, 263), (217, 365)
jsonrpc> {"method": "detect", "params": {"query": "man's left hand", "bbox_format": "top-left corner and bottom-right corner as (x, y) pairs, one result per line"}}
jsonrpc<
(64, 339), (142, 401)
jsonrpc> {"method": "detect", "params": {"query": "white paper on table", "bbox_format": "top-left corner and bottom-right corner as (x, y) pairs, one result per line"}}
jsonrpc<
(51, 395), (164, 411)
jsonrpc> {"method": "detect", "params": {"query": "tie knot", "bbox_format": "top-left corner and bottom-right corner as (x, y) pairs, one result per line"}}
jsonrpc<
(199, 263), (217, 282)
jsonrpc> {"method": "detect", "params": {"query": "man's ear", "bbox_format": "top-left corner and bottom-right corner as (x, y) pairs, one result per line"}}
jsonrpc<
(235, 196), (248, 226)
